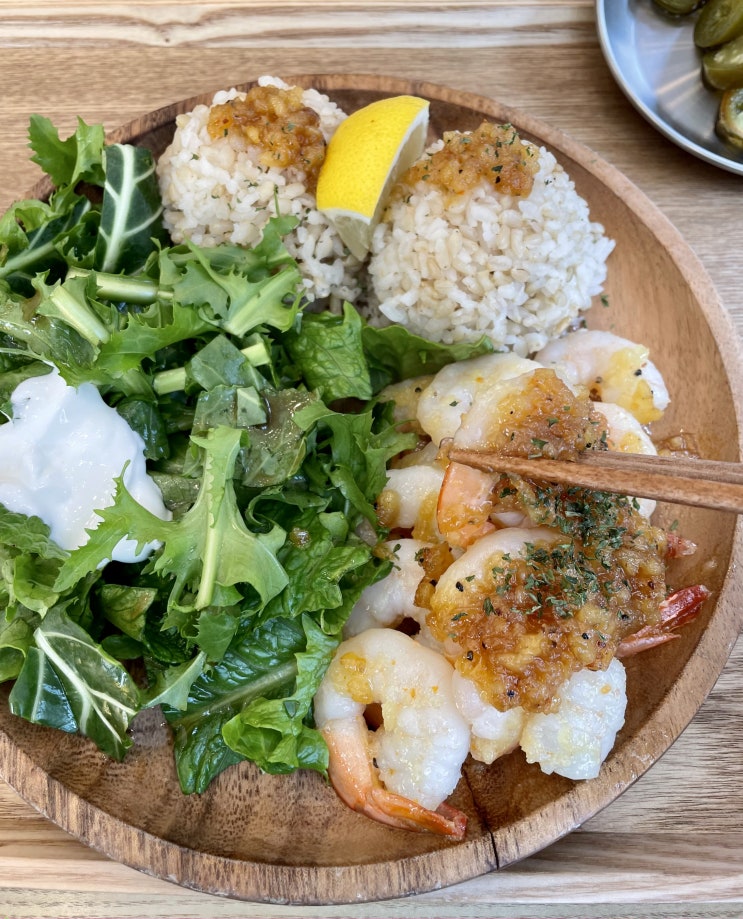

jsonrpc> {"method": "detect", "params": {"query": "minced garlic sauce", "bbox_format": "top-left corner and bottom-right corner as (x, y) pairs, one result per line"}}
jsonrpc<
(207, 84), (326, 189)
(399, 121), (540, 198)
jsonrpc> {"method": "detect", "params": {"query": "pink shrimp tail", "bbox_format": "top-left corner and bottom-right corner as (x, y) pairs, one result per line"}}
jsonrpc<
(437, 461), (497, 548)
(616, 584), (711, 658)
(323, 718), (467, 839)
(665, 532), (698, 558)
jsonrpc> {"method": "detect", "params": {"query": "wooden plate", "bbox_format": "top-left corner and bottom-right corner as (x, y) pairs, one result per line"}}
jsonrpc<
(1, 74), (742, 906)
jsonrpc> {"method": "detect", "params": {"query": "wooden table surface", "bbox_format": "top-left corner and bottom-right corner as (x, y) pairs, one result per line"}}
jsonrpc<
(1, 2), (742, 917)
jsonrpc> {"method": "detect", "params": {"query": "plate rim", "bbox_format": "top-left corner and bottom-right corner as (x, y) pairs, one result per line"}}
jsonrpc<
(595, 0), (743, 176)
(2, 73), (743, 905)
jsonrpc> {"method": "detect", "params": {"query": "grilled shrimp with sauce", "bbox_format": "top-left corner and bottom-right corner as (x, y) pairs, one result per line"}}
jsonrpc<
(316, 329), (709, 837)
(534, 328), (670, 424)
(415, 352), (543, 446)
(452, 660), (627, 781)
(343, 539), (433, 638)
(592, 400), (659, 517)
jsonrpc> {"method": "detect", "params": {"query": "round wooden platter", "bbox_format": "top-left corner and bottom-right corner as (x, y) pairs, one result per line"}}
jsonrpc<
(1, 75), (743, 906)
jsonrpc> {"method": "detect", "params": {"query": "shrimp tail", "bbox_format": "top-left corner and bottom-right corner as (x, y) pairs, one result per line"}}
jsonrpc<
(367, 789), (468, 838)
(323, 717), (467, 839)
(437, 460), (497, 548)
(665, 532), (698, 558)
(616, 584), (710, 658)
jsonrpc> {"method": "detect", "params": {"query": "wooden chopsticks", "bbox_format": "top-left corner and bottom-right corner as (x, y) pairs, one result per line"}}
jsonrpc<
(445, 447), (743, 514)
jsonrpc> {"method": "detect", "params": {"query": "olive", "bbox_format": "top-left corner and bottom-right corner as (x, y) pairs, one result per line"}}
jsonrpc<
(653, 0), (702, 14)
(694, 0), (743, 48)
(702, 33), (743, 88)
(716, 86), (743, 146)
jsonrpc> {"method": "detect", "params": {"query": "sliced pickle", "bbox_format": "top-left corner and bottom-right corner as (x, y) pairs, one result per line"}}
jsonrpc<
(702, 33), (743, 88)
(694, 0), (743, 48)
(716, 86), (743, 146)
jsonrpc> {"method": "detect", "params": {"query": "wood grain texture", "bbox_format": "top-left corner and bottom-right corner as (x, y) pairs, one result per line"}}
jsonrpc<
(0, 1), (596, 49)
(1, 4), (743, 916)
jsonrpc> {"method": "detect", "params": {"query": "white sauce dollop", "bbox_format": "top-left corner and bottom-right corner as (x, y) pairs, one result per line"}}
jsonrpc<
(0, 368), (171, 562)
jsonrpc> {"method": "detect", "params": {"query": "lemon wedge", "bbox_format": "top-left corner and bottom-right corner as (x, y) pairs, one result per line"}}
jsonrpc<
(316, 95), (430, 260)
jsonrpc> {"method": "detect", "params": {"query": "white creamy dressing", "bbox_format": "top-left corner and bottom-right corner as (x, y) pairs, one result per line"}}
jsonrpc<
(0, 368), (171, 562)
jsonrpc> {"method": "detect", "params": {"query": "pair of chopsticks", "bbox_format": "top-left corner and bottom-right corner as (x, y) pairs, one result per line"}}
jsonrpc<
(445, 446), (743, 514)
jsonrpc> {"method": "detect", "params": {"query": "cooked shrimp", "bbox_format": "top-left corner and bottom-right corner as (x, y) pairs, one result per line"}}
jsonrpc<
(429, 526), (573, 711)
(452, 659), (627, 780)
(591, 400), (658, 517)
(344, 537), (452, 656)
(519, 658), (627, 780)
(416, 352), (542, 445)
(535, 329), (669, 424)
(450, 366), (593, 456)
(313, 628), (470, 837)
(343, 539), (432, 637)
(437, 387), (660, 549)
(377, 375), (435, 434)
(376, 462), (445, 542)
(426, 513), (670, 712)
(435, 368), (600, 547)
(451, 670), (526, 764)
(436, 461), (500, 548)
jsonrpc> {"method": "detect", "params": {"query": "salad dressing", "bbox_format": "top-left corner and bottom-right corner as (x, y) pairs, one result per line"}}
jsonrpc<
(0, 368), (170, 561)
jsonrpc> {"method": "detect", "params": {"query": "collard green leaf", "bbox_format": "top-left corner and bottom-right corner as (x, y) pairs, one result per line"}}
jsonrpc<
(95, 144), (167, 274)
(0, 191), (93, 296)
(0, 609), (39, 682)
(0, 281), (94, 374)
(8, 646), (78, 732)
(9, 608), (139, 758)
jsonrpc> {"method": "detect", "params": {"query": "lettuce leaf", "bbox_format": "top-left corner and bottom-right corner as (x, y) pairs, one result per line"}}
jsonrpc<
(165, 614), (332, 792)
(283, 301), (372, 402)
(28, 115), (105, 188)
(362, 321), (495, 391)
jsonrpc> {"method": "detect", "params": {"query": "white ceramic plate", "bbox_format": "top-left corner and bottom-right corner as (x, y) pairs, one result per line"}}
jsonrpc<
(596, 0), (743, 175)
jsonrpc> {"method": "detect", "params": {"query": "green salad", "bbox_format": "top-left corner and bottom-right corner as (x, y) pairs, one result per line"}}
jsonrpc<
(0, 117), (491, 794)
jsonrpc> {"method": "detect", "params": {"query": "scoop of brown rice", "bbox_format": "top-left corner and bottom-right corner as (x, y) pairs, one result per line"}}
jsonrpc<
(156, 76), (363, 305)
(365, 138), (614, 357)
